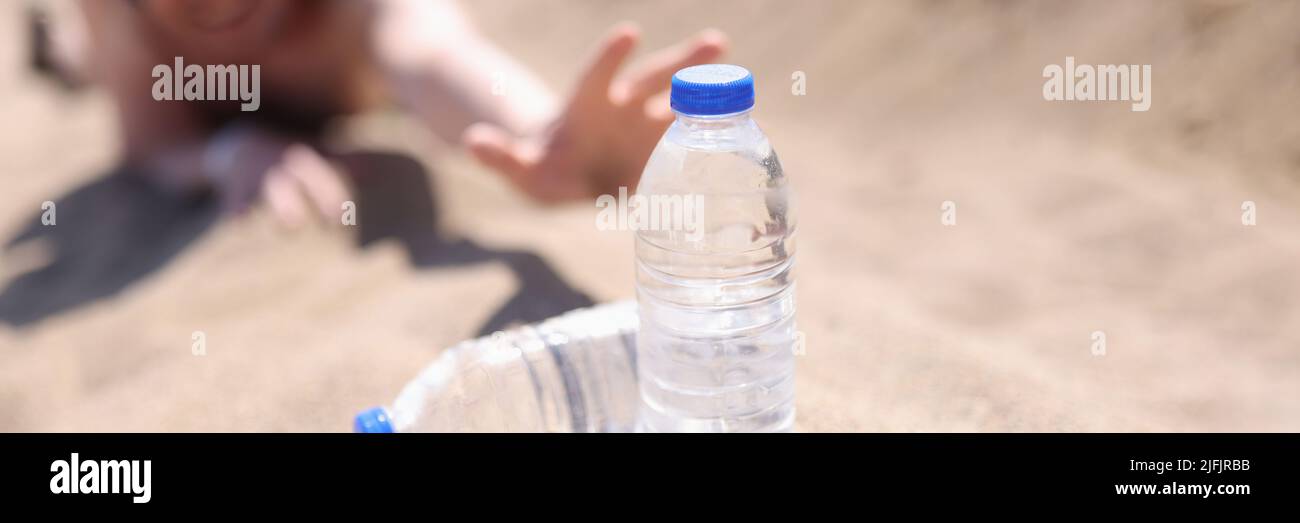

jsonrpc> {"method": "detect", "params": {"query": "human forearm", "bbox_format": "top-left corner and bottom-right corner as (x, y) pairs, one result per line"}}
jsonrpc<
(372, 0), (557, 142)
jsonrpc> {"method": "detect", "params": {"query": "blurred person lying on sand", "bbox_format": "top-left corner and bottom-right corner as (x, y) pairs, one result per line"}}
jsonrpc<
(38, 0), (726, 227)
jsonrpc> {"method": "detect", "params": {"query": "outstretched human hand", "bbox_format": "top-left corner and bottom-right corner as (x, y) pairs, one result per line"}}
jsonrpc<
(462, 24), (727, 203)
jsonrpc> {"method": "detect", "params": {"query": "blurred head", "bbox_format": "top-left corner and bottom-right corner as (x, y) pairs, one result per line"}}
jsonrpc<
(134, 0), (301, 53)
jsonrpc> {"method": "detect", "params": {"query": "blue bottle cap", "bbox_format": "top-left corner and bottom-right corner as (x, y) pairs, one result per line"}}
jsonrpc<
(353, 407), (394, 433)
(670, 64), (755, 116)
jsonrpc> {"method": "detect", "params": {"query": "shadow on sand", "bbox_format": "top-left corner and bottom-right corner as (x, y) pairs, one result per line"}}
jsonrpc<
(0, 152), (592, 335)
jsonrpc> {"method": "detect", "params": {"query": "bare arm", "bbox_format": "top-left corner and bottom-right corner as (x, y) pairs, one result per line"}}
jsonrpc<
(371, 0), (558, 143)
(370, 0), (729, 202)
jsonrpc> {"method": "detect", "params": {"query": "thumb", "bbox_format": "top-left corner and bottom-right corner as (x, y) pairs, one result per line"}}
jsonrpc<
(462, 123), (538, 182)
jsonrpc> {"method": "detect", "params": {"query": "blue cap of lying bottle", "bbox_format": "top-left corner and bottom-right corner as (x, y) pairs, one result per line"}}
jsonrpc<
(353, 407), (394, 433)
(670, 64), (755, 116)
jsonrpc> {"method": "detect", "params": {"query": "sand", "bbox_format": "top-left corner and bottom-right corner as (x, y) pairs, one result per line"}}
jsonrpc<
(0, 0), (1297, 432)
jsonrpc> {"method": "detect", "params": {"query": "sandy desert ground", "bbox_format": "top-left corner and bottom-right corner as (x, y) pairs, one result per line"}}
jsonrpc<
(0, 0), (1297, 431)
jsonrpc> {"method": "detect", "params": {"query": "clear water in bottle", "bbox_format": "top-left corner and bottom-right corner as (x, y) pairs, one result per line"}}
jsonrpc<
(355, 301), (639, 433)
(635, 64), (798, 432)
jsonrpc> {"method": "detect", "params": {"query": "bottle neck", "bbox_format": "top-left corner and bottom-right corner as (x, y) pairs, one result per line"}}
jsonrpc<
(673, 110), (753, 131)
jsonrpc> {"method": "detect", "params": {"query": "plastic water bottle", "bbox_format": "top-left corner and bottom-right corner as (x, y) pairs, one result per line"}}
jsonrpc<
(635, 65), (798, 432)
(354, 301), (639, 433)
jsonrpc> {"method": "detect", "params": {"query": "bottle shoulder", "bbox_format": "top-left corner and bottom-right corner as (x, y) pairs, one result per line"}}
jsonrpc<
(663, 116), (772, 152)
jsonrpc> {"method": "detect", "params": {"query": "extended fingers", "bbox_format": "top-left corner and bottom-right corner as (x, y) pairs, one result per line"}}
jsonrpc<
(619, 28), (728, 104)
(574, 23), (641, 102)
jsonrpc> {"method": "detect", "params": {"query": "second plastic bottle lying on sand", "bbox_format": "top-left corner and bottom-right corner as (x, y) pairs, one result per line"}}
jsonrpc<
(635, 64), (799, 432)
(354, 301), (639, 433)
